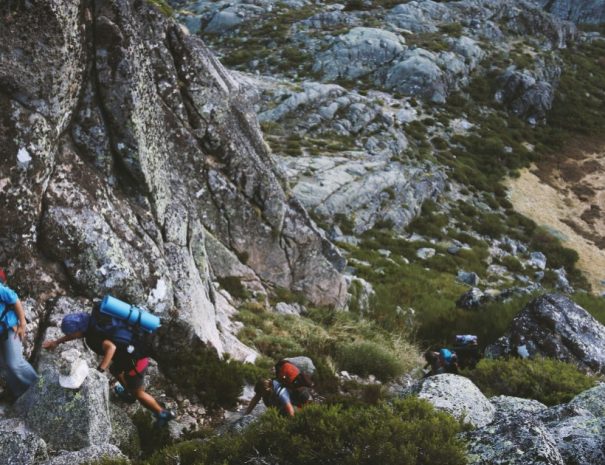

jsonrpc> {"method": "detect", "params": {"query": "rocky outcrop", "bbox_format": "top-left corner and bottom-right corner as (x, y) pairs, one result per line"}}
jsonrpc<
(467, 385), (605, 465)
(14, 352), (112, 451)
(486, 294), (605, 373)
(534, 0), (605, 25)
(0, 0), (347, 366)
(41, 445), (129, 465)
(405, 374), (496, 427)
(0, 418), (48, 465)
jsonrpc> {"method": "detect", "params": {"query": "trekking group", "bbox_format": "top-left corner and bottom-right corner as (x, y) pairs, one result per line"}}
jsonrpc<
(0, 264), (484, 428)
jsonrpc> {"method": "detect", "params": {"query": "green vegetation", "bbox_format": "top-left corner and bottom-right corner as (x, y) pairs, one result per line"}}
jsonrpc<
(236, 302), (420, 388)
(159, 345), (247, 410)
(145, 399), (468, 465)
(464, 358), (598, 406)
(146, 0), (173, 16)
(336, 341), (405, 381)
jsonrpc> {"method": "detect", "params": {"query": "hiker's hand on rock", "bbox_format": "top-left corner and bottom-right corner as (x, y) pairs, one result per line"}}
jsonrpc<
(42, 340), (58, 350)
(15, 323), (25, 341)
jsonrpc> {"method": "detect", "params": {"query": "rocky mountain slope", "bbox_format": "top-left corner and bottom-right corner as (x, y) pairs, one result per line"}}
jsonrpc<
(1, 0), (605, 463)
(0, 0), (346, 361)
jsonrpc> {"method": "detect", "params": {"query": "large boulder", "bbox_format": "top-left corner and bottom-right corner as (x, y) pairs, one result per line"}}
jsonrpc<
(465, 410), (565, 465)
(41, 445), (128, 465)
(406, 374), (495, 427)
(14, 352), (112, 451)
(0, 418), (48, 465)
(486, 294), (605, 374)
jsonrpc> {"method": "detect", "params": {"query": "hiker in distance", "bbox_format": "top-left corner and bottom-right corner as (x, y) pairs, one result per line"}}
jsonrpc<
(0, 267), (39, 399)
(43, 297), (175, 426)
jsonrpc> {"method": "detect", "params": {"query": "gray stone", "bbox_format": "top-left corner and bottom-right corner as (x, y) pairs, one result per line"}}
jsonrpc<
(0, 419), (48, 465)
(490, 395), (548, 420)
(568, 383), (605, 417)
(41, 445), (128, 465)
(386, 51), (447, 103)
(466, 410), (564, 465)
(313, 27), (406, 81)
(457, 271), (480, 286)
(529, 251), (547, 270)
(14, 353), (112, 451)
(407, 374), (495, 427)
(456, 287), (486, 309)
(548, 415), (605, 465)
(275, 302), (305, 315)
(416, 247), (436, 260)
(535, 0), (605, 25)
(486, 294), (605, 373)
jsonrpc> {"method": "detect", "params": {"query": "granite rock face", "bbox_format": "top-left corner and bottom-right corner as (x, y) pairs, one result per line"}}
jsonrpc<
(486, 294), (605, 373)
(0, 418), (48, 465)
(406, 374), (496, 427)
(14, 352), (112, 451)
(534, 0), (605, 25)
(0, 0), (346, 365)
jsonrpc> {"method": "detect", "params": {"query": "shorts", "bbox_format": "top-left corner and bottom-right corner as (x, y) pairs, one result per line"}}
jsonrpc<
(110, 357), (149, 391)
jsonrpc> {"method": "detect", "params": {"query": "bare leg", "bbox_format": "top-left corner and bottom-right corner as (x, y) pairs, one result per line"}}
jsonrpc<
(132, 387), (162, 414)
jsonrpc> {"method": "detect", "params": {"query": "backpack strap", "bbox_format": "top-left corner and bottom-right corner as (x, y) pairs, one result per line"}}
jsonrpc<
(0, 305), (14, 341)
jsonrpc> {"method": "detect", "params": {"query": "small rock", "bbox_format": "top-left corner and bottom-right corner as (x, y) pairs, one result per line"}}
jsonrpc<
(416, 248), (436, 260)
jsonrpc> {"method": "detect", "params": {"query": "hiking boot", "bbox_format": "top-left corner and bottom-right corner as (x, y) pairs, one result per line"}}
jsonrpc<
(153, 409), (176, 428)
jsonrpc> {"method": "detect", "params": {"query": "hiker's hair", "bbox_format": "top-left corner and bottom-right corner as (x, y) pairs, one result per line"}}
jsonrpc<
(254, 378), (272, 395)
(424, 351), (438, 363)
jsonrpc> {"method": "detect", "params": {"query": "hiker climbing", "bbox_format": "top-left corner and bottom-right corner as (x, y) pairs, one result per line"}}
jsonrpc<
(245, 358), (314, 416)
(0, 267), (39, 399)
(423, 348), (459, 377)
(43, 295), (175, 427)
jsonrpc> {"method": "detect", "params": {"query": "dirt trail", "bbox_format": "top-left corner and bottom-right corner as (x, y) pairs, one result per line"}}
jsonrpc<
(506, 149), (605, 294)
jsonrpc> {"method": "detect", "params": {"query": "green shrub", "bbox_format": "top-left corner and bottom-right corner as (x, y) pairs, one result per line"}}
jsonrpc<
(217, 277), (250, 300)
(498, 255), (525, 273)
(159, 345), (245, 410)
(146, 399), (468, 465)
(464, 358), (597, 405)
(132, 410), (174, 459)
(336, 340), (404, 382)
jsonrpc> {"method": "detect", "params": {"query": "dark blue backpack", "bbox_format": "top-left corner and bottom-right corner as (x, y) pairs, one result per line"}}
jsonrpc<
(90, 305), (151, 358)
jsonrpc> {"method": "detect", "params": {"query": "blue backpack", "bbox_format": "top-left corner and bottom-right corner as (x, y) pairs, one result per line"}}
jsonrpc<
(0, 305), (18, 341)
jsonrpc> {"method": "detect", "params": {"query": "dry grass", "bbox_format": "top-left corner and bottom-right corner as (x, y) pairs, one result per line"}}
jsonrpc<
(506, 148), (605, 293)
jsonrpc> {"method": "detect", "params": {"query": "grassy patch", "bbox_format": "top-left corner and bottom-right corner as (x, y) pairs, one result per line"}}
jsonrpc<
(464, 357), (598, 405)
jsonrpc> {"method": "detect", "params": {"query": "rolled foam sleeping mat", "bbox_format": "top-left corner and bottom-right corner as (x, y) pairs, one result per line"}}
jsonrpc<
(101, 295), (160, 332)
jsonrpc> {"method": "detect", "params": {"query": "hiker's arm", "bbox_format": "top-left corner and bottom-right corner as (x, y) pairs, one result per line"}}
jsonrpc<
(98, 339), (117, 371)
(13, 299), (27, 340)
(283, 402), (295, 417)
(245, 393), (261, 415)
(42, 331), (85, 350)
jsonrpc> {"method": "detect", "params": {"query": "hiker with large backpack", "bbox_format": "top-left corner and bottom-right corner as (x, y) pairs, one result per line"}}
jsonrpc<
(43, 295), (175, 427)
(423, 348), (459, 377)
(245, 358), (314, 416)
(0, 268), (39, 399)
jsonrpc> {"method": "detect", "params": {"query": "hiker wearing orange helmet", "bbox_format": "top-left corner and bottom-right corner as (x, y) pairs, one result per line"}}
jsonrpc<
(0, 267), (38, 399)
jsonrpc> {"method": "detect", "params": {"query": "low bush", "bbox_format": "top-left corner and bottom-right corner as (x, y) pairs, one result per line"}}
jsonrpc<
(145, 399), (468, 465)
(159, 345), (246, 410)
(336, 340), (405, 382)
(464, 357), (597, 405)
